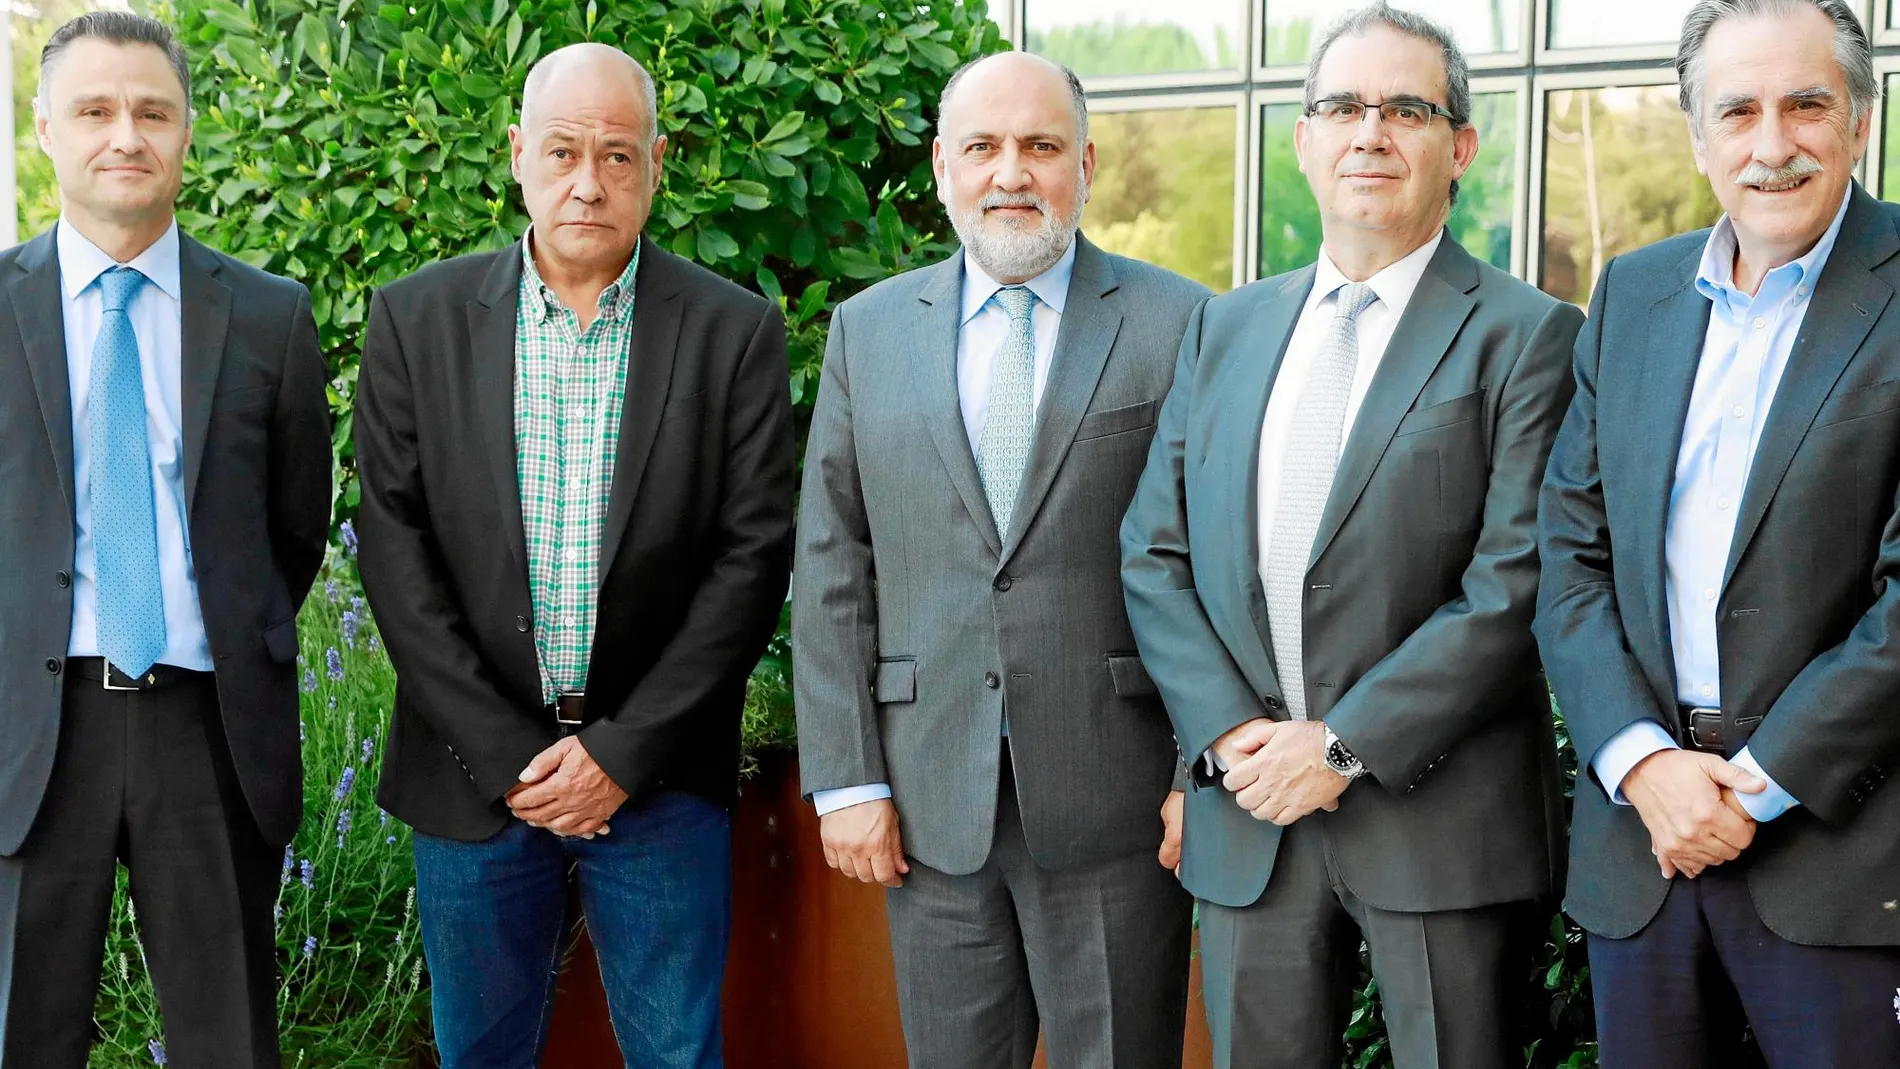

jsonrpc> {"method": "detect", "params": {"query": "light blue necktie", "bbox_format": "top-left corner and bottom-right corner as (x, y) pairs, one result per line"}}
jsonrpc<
(977, 285), (1037, 541)
(90, 266), (167, 678)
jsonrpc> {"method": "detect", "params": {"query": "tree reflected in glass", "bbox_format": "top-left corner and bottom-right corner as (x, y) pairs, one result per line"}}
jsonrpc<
(1086, 107), (1236, 292)
(1262, 0), (1519, 68)
(1026, 0), (1242, 78)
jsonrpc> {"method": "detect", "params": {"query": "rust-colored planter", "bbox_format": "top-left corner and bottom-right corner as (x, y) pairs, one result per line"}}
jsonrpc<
(542, 753), (1213, 1068)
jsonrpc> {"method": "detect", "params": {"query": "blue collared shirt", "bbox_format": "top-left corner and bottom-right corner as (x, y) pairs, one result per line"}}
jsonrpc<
(1590, 189), (1852, 822)
(58, 218), (213, 672)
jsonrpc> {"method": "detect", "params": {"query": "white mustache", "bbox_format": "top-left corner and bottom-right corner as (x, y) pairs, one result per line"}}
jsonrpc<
(980, 192), (1048, 214)
(1735, 156), (1823, 188)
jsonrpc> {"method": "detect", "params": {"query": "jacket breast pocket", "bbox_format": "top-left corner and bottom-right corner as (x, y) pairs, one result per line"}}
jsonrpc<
(659, 388), (707, 423)
(1394, 388), (1484, 438)
(1075, 400), (1157, 442)
(214, 383), (277, 413)
(1106, 652), (1158, 698)
(1815, 377), (1900, 427)
(872, 657), (916, 703)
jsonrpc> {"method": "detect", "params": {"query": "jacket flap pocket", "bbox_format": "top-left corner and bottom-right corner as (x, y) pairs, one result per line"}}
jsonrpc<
(1075, 400), (1157, 442)
(1107, 653), (1158, 698)
(263, 617), (299, 664)
(1816, 377), (1900, 427)
(873, 658), (916, 703)
(1394, 388), (1484, 437)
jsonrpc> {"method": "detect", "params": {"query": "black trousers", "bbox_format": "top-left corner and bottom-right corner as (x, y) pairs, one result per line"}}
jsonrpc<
(1589, 863), (1900, 1069)
(0, 672), (281, 1069)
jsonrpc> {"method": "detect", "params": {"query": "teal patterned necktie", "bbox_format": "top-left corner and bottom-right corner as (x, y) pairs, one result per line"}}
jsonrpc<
(90, 266), (168, 677)
(977, 285), (1036, 541)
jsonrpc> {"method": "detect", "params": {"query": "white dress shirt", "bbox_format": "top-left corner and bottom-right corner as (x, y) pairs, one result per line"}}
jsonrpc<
(812, 244), (1078, 817)
(1588, 190), (1851, 821)
(58, 219), (213, 672)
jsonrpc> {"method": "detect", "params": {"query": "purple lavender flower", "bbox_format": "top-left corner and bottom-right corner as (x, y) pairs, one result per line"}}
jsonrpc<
(361, 737), (375, 763)
(327, 695), (337, 710)
(301, 669), (318, 694)
(300, 858), (314, 890)
(280, 846), (294, 884)
(324, 578), (340, 603)
(387, 835), (398, 845)
(335, 808), (352, 847)
(148, 1039), (167, 1065)
(340, 610), (360, 649)
(333, 766), (356, 800)
(340, 520), (358, 556)
(325, 647), (343, 682)
(367, 634), (381, 653)
(302, 936), (317, 958)
(379, 808), (390, 827)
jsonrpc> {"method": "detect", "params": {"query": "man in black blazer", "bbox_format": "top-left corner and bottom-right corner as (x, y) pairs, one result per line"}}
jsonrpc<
(354, 42), (793, 1068)
(0, 13), (330, 1068)
(1537, 3), (1900, 1065)
(1123, 8), (1579, 1067)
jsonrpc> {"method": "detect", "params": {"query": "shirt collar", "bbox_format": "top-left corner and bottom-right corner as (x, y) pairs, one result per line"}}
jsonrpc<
(520, 228), (643, 325)
(959, 240), (1078, 326)
(56, 217), (182, 304)
(1306, 229), (1443, 320)
(1695, 185), (1851, 302)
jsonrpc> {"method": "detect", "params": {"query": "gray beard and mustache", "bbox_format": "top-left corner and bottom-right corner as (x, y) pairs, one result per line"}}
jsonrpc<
(950, 187), (1087, 280)
(1735, 154), (1823, 190)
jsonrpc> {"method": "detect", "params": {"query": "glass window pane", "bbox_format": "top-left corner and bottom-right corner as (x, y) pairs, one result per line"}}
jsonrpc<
(1257, 93), (1519, 280)
(1548, 0), (1695, 49)
(1087, 107), (1237, 292)
(1540, 85), (1721, 306)
(1026, 0), (1244, 79)
(1263, 0), (1520, 68)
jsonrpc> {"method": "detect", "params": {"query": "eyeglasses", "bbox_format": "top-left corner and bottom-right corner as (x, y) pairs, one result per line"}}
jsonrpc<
(1305, 96), (1459, 132)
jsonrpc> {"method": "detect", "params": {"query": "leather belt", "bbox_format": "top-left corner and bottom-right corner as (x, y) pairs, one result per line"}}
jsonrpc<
(67, 657), (210, 692)
(548, 693), (585, 735)
(1676, 704), (1726, 754)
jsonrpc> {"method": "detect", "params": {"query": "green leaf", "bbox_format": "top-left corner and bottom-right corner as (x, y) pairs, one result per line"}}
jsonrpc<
(695, 227), (740, 262)
(759, 111), (806, 145)
(462, 72), (505, 100)
(504, 12), (524, 62)
(760, 153), (797, 178)
(402, 31), (442, 68)
(813, 79), (842, 105)
(912, 39), (959, 68)
(729, 180), (772, 211)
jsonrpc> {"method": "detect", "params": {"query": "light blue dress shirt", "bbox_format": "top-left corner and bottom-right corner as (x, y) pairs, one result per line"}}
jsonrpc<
(811, 245), (1078, 818)
(58, 219), (213, 672)
(1590, 190), (1852, 822)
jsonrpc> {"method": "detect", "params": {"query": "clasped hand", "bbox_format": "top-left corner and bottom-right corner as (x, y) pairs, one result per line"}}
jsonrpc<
(1216, 719), (1349, 825)
(505, 735), (628, 839)
(1620, 749), (1765, 880)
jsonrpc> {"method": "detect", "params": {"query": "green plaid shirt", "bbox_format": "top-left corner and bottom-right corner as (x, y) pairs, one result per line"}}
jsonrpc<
(514, 234), (641, 703)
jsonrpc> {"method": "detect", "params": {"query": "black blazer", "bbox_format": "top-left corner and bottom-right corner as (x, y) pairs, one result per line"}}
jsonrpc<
(1124, 234), (1582, 910)
(355, 239), (795, 841)
(1538, 185), (1900, 946)
(0, 226), (331, 853)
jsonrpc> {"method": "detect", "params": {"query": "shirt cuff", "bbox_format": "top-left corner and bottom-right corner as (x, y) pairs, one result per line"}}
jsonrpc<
(1730, 747), (1801, 822)
(1592, 720), (1679, 805)
(812, 782), (893, 817)
(1202, 750), (1227, 777)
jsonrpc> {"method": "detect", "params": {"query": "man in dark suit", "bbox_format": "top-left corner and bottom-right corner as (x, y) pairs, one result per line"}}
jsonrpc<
(354, 42), (793, 1069)
(1123, 7), (1581, 1068)
(1536, 2), (1900, 1065)
(793, 52), (1207, 1068)
(0, 13), (331, 1068)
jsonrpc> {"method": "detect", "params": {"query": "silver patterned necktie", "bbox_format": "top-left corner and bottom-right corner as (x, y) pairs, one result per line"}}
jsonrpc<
(977, 285), (1037, 541)
(1265, 281), (1377, 720)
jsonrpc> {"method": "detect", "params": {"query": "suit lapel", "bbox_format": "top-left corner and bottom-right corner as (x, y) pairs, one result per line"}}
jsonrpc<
(10, 231), (73, 517)
(1232, 268), (1313, 668)
(598, 241), (685, 582)
(999, 238), (1121, 567)
(468, 246), (531, 579)
(178, 236), (230, 515)
(914, 254), (1002, 554)
(1724, 188), (1897, 588)
(1309, 236), (1476, 569)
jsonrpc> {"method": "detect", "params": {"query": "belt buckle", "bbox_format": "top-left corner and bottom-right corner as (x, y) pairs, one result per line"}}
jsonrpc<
(1685, 706), (1723, 751)
(555, 692), (584, 728)
(102, 663), (147, 692)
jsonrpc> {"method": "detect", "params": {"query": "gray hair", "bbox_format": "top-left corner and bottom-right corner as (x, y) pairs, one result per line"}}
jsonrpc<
(38, 11), (191, 112)
(1302, 3), (1472, 203)
(1676, 0), (1878, 135)
(522, 43), (660, 146)
(937, 53), (1090, 145)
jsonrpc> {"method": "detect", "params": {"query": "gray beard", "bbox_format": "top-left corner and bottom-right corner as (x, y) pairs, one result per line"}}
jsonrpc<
(951, 197), (1085, 281)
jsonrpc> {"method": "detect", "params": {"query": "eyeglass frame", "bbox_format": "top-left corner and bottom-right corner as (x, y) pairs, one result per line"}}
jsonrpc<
(1303, 94), (1463, 131)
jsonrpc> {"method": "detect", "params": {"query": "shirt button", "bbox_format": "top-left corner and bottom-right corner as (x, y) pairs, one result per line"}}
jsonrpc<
(562, 547), (577, 563)
(1704, 588), (1717, 600)
(984, 672), (1000, 689)
(1797, 286), (1809, 296)
(1752, 317), (1766, 330)
(1717, 497), (1731, 510)
(1732, 406), (1746, 418)
(1700, 684), (1715, 698)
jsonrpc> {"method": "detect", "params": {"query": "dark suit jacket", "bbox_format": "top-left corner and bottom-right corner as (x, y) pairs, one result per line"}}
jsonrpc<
(355, 238), (794, 842)
(0, 225), (331, 853)
(1537, 185), (1900, 946)
(1123, 233), (1582, 910)
(792, 237), (1209, 874)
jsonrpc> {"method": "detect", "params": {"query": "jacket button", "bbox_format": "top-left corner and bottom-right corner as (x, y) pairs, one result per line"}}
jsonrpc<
(516, 615), (530, 632)
(55, 571), (70, 589)
(45, 658), (60, 674)
(984, 672), (1000, 689)
(1265, 695), (1283, 710)
(994, 575), (1012, 592)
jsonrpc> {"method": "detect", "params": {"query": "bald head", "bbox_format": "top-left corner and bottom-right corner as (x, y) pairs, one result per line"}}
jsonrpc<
(522, 42), (658, 146)
(938, 52), (1088, 145)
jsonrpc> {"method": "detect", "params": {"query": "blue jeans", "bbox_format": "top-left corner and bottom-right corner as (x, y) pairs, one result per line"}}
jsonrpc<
(413, 791), (732, 1069)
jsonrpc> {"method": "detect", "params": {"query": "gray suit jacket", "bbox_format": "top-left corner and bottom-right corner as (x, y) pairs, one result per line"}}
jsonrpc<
(793, 236), (1210, 875)
(1538, 185), (1900, 946)
(1123, 233), (1582, 910)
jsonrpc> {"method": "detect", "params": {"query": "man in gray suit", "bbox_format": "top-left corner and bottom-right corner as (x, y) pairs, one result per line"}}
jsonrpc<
(1123, 7), (1582, 1068)
(793, 51), (1208, 1069)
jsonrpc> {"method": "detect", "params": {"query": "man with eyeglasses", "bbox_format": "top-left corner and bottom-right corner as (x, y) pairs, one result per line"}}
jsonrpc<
(1123, 5), (1582, 1067)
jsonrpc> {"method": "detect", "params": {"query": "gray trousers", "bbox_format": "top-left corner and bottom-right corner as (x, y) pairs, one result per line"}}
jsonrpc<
(1198, 818), (1533, 1069)
(885, 757), (1193, 1069)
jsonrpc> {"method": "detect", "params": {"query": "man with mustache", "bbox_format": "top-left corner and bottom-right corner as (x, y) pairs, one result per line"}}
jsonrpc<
(794, 50), (1208, 1068)
(0, 12), (330, 1066)
(1122, 6), (1581, 1067)
(354, 43), (794, 1067)
(1537, 1), (1900, 1064)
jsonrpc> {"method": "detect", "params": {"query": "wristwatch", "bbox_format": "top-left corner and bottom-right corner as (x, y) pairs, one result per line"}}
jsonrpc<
(1323, 725), (1366, 780)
